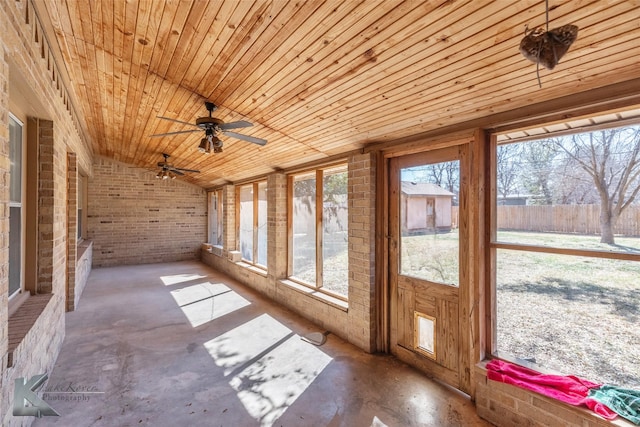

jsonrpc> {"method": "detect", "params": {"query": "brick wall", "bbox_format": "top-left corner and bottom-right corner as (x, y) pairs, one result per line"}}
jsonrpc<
(475, 364), (634, 427)
(66, 153), (77, 310)
(1, 0), (94, 424)
(266, 173), (287, 299)
(202, 154), (377, 353)
(37, 119), (54, 293)
(0, 33), (10, 389)
(347, 152), (377, 352)
(222, 184), (236, 257)
(87, 156), (207, 267)
(2, 294), (65, 427)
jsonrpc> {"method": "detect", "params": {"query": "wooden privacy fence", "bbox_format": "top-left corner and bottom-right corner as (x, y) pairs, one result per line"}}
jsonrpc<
(449, 205), (640, 235)
(495, 204), (640, 236)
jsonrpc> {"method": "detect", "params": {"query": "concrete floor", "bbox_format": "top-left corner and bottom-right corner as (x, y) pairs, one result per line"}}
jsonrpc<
(34, 261), (492, 427)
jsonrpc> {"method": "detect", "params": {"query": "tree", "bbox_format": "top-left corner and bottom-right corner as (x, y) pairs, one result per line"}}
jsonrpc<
(553, 126), (640, 244)
(519, 139), (558, 205)
(496, 143), (523, 200)
(553, 152), (599, 205)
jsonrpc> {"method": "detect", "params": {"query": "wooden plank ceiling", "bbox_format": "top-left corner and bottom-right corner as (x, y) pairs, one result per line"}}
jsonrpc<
(36, 0), (640, 188)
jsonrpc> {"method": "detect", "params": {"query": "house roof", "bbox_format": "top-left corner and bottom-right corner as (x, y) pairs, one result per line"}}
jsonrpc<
(401, 182), (454, 197)
(33, 1), (640, 189)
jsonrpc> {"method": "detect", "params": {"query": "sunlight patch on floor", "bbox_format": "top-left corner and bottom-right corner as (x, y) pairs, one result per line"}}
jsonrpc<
(160, 273), (206, 286)
(204, 314), (332, 426)
(170, 282), (250, 327)
(204, 314), (291, 375)
(170, 282), (231, 306)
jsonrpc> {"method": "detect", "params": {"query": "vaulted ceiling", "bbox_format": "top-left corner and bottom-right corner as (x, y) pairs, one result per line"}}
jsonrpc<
(35, 0), (640, 188)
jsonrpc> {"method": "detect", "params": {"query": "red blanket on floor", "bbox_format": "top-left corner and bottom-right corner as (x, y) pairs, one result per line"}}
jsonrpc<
(486, 359), (616, 420)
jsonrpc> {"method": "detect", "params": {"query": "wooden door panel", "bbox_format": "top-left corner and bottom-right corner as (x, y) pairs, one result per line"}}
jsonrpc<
(397, 286), (414, 348)
(397, 282), (459, 373)
(414, 292), (436, 317)
(400, 276), (458, 300)
(436, 298), (459, 371)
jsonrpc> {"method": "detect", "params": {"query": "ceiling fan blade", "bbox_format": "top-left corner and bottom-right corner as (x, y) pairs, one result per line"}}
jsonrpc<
(220, 120), (253, 130)
(171, 167), (200, 173)
(157, 116), (200, 127)
(223, 131), (267, 146)
(171, 169), (185, 176)
(149, 129), (201, 137)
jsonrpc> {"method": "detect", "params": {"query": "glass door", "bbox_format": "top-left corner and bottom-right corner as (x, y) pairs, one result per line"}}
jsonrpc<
(389, 145), (468, 391)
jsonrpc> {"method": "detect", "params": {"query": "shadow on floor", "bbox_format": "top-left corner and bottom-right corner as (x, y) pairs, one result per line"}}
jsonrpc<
(33, 260), (490, 427)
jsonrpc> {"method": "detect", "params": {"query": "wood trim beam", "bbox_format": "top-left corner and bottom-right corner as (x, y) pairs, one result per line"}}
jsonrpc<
(363, 79), (640, 157)
(492, 242), (640, 262)
(488, 79), (640, 133)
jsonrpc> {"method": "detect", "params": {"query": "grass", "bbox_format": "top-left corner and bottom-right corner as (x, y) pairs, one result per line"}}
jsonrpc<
(292, 231), (349, 297)
(401, 232), (459, 285)
(496, 248), (640, 388)
(303, 229), (640, 388)
(405, 230), (640, 388)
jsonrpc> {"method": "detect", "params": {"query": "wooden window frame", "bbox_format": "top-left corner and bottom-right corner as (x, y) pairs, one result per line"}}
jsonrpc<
(236, 181), (267, 269)
(8, 112), (26, 303)
(488, 120), (640, 363)
(208, 189), (224, 247)
(77, 172), (87, 242)
(287, 164), (348, 300)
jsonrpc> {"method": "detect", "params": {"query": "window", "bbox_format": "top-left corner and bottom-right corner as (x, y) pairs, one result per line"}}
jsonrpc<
(9, 113), (24, 299)
(492, 123), (640, 389)
(77, 173), (87, 241)
(289, 165), (348, 297)
(237, 182), (267, 267)
(209, 189), (223, 247)
(400, 160), (460, 286)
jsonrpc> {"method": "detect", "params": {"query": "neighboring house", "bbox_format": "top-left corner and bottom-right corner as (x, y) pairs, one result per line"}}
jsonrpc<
(401, 182), (454, 234)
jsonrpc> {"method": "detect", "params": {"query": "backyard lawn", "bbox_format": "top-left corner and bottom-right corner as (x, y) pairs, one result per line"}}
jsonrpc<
(402, 230), (640, 389)
(301, 230), (639, 389)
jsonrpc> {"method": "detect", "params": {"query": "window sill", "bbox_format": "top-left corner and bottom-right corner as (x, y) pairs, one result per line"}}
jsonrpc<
(278, 279), (348, 312)
(7, 293), (53, 368)
(77, 239), (92, 260)
(8, 290), (30, 318)
(235, 261), (268, 277)
(202, 244), (224, 257)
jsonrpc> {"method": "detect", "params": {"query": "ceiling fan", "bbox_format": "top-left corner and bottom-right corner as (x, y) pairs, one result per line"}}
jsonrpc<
(150, 101), (267, 153)
(155, 153), (199, 180)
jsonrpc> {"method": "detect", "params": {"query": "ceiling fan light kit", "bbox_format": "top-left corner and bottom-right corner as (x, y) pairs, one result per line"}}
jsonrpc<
(199, 134), (224, 154)
(156, 170), (176, 180)
(150, 101), (267, 153)
(155, 153), (200, 180)
(198, 137), (210, 154)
